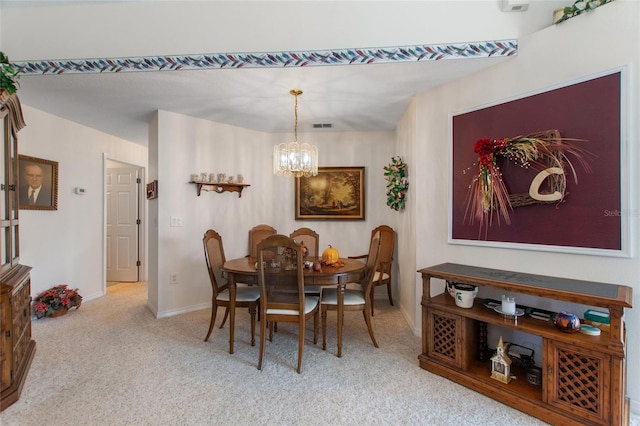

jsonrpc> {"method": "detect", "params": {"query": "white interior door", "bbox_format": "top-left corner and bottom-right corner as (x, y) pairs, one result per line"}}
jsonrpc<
(106, 166), (139, 282)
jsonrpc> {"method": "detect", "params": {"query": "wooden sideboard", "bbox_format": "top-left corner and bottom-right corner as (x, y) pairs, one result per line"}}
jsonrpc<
(418, 263), (633, 426)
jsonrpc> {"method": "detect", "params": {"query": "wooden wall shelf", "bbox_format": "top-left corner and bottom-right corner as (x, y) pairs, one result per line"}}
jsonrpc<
(190, 181), (250, 198)
(418, 262), (632, 426)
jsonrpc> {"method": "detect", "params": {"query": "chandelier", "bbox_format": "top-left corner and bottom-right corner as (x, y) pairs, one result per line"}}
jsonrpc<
(273, 89), (318, 177)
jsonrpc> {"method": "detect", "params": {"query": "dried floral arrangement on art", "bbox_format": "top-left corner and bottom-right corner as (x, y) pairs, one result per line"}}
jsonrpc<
(465, 130), (592, 235)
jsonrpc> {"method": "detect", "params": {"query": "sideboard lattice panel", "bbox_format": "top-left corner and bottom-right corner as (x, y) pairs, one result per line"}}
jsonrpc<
(556, 348), (601, 415)
(432, 314), (457, 362)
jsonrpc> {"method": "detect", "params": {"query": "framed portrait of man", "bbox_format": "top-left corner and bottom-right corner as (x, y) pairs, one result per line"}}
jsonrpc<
(18, 154), (59, 210)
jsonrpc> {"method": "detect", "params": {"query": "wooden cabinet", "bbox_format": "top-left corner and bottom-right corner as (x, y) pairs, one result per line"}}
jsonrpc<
(1, 265), (34, 410)
(0, 93), (33, 411)
(419, 263), (632, 426)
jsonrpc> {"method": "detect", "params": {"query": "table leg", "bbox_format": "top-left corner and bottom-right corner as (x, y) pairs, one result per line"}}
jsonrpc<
(337, 277), (346, 358)
(228, 274), (236, 354)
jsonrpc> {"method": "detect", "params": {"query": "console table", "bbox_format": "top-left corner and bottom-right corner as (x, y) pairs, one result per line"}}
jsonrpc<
(418, 263), (633, 426)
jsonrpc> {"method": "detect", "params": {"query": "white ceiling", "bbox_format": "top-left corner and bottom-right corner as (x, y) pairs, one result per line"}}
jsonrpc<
(3, 1), (570, 146)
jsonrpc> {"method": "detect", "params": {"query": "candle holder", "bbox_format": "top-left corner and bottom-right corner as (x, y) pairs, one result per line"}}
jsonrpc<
(501, 294), (516, 315)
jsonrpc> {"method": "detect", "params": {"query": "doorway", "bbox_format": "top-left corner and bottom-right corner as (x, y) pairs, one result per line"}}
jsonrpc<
(106, 159), (143, 283)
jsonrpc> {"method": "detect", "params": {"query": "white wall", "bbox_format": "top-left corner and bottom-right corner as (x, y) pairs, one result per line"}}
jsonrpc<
(394, 98), (418, 328)
(19, 106), (148, 301)
(148, 110), (396, 316)
(1, 1), (564, 60)
(411, 0), (639, 408)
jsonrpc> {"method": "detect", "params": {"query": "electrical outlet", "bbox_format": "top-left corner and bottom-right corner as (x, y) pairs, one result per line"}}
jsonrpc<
(170, 274), (178, 285)
(170, 216), (183, 227)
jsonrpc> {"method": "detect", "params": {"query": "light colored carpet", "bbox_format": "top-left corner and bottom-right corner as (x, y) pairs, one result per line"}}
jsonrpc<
(0, 282), (634, 425)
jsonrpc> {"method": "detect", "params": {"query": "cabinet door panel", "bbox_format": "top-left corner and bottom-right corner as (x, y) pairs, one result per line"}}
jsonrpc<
(547, 340), (610, 425)
(427, 309), (462, 368)
(0, 292), (10, 392)
(0, 111), (19, 274)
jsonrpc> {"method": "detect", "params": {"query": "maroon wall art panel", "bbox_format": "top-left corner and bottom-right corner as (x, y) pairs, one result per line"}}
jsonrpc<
(451, 72), (621, 250)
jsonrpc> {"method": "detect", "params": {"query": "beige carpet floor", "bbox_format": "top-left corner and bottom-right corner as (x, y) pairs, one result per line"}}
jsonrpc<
(1, 282), (636, 425)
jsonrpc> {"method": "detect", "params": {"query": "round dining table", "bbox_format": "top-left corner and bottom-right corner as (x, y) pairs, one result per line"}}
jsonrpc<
(222, 256), (366, 357)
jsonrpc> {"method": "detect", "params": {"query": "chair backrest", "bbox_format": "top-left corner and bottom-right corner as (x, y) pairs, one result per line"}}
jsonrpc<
(289, 227), (320, 258)
(257, 234), (305, 314)
(249, 224), (277, 259)
(203, 229), (227, 297)
(360, 231), (382, 299)
(372, 225), (395, 275)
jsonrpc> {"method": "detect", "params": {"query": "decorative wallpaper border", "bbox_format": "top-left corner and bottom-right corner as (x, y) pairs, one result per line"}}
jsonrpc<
(14, 40), (517, 75)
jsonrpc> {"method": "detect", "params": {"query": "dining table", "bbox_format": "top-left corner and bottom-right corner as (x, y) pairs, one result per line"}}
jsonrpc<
(222, 256), (366, 357)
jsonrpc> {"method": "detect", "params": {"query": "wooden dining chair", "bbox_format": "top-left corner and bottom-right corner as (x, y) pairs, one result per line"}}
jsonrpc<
(289, 227), (321, 296)
(248, 224), (277, 259)
(321, 231), (381, 355)
(289, 227), (320, 258)
(203, 229), (260, 350)
(348, 225), (395, 316)
(257, 234), (319, 373)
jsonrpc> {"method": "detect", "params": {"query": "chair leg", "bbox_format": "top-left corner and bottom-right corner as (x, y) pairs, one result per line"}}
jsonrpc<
(313, 308), (319, 345)
(269, 321), (274, 342)
(386, 281), (394, 306)
(371, 290), (376, 316)
(258, 313), (267, 371)
(249, 305), (257, 346)
(321, 308), (327, 350)
(362, 308), (379, 348)
(204, 300), (218, 342)
(219, 306), (230, 329)
(297, 318), (305, 374)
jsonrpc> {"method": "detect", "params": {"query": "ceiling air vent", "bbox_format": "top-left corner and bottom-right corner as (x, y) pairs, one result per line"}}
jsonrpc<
(313, 123), (333, 129)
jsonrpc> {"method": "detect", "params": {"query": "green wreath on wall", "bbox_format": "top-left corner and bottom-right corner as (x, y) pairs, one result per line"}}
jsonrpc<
(384, 156), (408, 211)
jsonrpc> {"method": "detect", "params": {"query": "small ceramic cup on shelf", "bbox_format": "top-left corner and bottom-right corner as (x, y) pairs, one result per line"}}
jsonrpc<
(200, 172), (209, 182)
(237, 174), (244, 183)
(190, 173), (199, 182)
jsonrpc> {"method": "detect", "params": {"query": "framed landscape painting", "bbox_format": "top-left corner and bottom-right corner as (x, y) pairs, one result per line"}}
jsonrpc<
(295, 166), (365, 220)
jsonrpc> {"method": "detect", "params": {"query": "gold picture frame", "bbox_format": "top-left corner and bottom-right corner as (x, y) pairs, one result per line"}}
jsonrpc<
(295, 166), (365, 220)
(146, 180), (158, 200)
(18, 154), (59, 210)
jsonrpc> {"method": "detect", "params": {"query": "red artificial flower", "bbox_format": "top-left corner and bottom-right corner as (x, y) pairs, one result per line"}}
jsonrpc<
(474, 138), (509, 167)
(34, 302), (48, 313)
(33, 284), (83, 319)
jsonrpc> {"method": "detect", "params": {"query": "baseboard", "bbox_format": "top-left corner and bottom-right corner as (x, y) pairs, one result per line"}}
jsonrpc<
(396, 302), (419, 337)
(630, 397), (639, 416)
(146, 301), (158, 318)
(155, 302), (210, 319)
